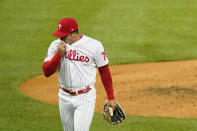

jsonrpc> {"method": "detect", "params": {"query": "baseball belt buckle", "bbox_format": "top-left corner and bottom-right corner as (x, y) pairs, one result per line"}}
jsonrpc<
(75, 90), (79, 95)
(83, 86), (91, 93)
(83, 88), (88, 93)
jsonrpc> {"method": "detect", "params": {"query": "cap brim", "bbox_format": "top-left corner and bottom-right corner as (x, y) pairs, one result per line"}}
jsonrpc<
(52, 30), (69, 37)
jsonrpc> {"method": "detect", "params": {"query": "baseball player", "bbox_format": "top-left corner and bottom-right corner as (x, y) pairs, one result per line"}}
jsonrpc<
(42, 18), (120, 131)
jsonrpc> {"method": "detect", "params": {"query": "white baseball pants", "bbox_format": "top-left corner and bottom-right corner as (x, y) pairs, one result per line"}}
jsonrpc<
(58, 87), (96, 131)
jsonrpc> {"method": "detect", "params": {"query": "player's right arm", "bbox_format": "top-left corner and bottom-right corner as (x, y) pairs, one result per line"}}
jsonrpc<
(42, 41), (67, 77)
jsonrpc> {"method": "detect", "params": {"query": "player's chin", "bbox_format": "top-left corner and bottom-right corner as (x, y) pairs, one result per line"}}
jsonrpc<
(60, 37), (64, 41)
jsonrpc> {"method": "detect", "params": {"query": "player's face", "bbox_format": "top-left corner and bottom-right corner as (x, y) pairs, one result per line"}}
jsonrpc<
(61, 34), (73, 44)
(61, 32), (79, 44)
(65, 34), (73, 44)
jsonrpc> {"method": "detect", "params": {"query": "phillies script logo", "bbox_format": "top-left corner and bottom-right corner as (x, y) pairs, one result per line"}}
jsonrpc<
(64, 50), (89, 62)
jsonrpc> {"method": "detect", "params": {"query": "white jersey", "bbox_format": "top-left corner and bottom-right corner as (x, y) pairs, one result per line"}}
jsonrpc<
(44, 35), (109, 90)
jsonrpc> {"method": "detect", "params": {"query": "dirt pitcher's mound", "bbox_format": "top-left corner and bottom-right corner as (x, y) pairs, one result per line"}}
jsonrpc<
(19, 60), (197, 118)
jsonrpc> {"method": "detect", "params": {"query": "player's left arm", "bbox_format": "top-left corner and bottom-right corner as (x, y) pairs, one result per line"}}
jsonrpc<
(98, 65), (118, 108)
(95, 42), (126, 124)
(94, 42), (117, 107)
(98, 64), (115, 100)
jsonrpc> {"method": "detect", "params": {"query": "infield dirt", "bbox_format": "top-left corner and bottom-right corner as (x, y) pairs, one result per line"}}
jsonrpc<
(19, 60), (197, 118)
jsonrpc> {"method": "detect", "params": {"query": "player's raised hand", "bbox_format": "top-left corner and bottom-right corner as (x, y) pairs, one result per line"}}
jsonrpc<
(57, 41), (67, 55)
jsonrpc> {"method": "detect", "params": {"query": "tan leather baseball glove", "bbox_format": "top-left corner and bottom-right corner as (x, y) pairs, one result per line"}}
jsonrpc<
(103, 103), (126, 125)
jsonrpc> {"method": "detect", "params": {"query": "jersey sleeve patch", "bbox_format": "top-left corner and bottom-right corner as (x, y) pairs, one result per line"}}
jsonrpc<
(94, 42), (109, 67)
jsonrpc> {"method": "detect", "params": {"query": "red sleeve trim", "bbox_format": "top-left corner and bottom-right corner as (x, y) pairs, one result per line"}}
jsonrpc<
(42, 52), (62, 77)
(98, 64), (115, 100)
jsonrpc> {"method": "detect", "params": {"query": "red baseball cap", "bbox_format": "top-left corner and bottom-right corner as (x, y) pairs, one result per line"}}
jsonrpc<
(53, 18), (78, 37)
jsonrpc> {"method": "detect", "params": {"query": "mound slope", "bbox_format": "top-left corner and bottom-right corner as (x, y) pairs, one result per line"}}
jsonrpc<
(19, 60), (197, 118)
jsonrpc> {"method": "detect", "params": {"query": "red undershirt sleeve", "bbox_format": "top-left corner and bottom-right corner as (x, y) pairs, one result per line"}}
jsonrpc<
(98, 64), (115, 100)
(42, 52), (62, 77)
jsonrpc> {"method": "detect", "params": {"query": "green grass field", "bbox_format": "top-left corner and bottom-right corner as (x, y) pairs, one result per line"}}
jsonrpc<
(1, 0), (197, 130)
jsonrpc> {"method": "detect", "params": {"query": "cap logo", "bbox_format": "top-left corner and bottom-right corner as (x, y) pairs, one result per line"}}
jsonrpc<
(71, 28), (75, 31)
(58, 24), (62, 30)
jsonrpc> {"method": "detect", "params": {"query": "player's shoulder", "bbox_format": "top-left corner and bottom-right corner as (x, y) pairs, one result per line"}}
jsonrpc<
(48, 39), (61, 48)
(83, 35), (102, 46)
(51, 39), (61, 46)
